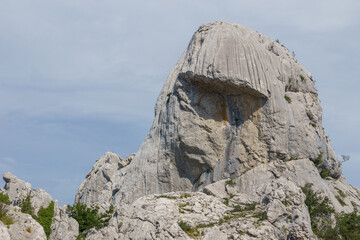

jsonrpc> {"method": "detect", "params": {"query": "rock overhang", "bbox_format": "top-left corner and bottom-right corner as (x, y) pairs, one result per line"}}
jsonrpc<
(179, 21), (286, 99)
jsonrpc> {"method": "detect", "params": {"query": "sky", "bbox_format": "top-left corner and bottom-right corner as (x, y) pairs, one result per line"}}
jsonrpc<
(0, 0), (359, 206)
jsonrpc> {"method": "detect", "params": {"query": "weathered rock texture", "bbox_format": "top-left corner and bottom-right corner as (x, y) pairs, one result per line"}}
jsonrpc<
(50, 201), (79, 240)
(7, 209), (47, 240)
(3, 172), (52, 214)
(1, 173), (75, 240)
(75, 152), (132, 210)
(76, 21), (342, 207)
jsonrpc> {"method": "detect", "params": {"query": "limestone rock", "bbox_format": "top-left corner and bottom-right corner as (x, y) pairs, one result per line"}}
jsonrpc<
(2, 172), (53, 215)
(7, 209), (47, 240)
(75, 152), (131, 210)
(77, 21), (341, 207)
(3, 172), (32, 205)
(50, 202), (79, 240)
(0, 221), (11, 240)
(31, 189), (53, 215)
(115, 192), (286, 240)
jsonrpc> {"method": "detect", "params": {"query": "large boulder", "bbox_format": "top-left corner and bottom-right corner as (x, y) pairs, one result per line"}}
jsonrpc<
(75, 152), (132, 210)
(78, 21), (342, 206)
(3, 172), (32, 205)
(2, 172), (52, 214)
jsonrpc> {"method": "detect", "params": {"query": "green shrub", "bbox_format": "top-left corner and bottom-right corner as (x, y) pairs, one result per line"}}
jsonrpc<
(302, 183), (360, 239)
(301, 183), (334, 236)
(33, 201), (55, 239)
(335, 187), (346, 198)
(223, 197), (229, 206)
(156, 195), (177, 199)
(68, 203), (114, 237)
(19, 195), (55, 239)
(0, 203), (14, 227)
(225, 179), (236, 186)
(19, 195), (34, 215)
(313, 151), (323, 167)
(178, 221), (191, 232)
(254, 211), (268, 221)
(320, 168), (331, 179)
(0, 193), (11, 205)
(336, 209), (360, 239)
(335, 195), (347, 207)
(284, 95), (292, 103)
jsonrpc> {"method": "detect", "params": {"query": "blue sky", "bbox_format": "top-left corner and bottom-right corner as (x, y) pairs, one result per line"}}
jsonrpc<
(0, 0), (359, 205)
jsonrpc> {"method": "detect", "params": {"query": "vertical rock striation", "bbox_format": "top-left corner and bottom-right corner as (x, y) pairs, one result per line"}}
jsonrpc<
(77, 21), (341, 206)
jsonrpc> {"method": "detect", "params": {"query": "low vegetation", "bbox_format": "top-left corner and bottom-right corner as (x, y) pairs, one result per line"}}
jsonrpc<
(156, 195), (177, 200)
(320, 168), (331, 179)
(225, 179), (236, 186)
(34, 201), (55, 238)
(313, 151), (323, 167)
(284, 95), (292, 103)
(67, 203), (114, 239)
(0, 192), (11, 205)
(302, 183), (360, 239)
(19, 194), (55, 239)
(0, 192), (14, 227)
(0, 205), (14, 228)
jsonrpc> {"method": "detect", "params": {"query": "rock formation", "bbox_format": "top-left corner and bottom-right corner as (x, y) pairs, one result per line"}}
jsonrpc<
(77, 21), (342, 207)
(1, 21), (359, 239)
(0, 173), (78, 240)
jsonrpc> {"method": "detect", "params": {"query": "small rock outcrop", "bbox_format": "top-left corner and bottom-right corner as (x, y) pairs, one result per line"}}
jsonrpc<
(2, 172), (53, 215)
(49, 202), (79, 240)
(1, 173), (77, 240)
(75, 152), (132, 210)
(3, 172), (32, 205)
(7, 209), (47, 240)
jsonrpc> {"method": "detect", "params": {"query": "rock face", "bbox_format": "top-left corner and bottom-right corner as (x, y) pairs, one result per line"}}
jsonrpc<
(2, 172), (53, 215)
(50, 202), (79, 240)
(3, 172), (32, 205)
(7, 209), (47, 240)
(0, 221), (11, 240)
(1, 173), (66, 240)
(76, 21), (341, 207)
(75, 152), (132, 210)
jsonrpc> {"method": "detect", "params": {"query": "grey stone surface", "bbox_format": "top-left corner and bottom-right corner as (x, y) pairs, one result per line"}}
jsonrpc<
(2, 172), (53, 215)
(31, 189), (53, 215)
(76, 21), (342, 207)
(3, 172), (32, 205)
(7, 209), (47, 240)
(0, 221), (11, 240)
(75, 152), (131, 210)
(50, 201), (79, 240)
